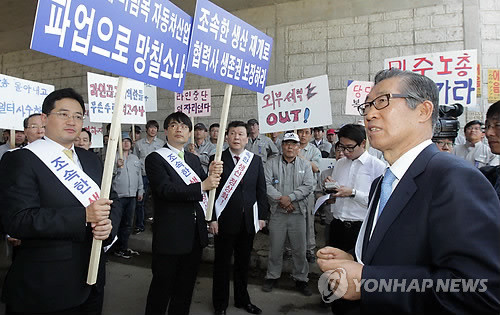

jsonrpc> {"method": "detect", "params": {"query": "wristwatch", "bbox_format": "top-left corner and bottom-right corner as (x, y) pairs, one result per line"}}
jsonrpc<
(350, 189), (356, 198)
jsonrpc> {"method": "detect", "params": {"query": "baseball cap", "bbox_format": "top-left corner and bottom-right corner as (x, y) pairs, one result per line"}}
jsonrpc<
(282, 132), (300, 143)
(327, 128), (336, 135)
(122, 132), (132, 141)
(194, 123), (207, 131)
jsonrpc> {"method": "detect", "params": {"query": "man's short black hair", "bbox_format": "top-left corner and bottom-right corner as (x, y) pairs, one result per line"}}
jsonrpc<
(313, 126), (324, 132)
(337, 124), (366, 145)
(163, 112), (192, 131)
(209, 123), (220, 131)
(334, 141), (342, 149)
(23, 113), (42, 128)
(130, 125), (141, 133)
(146, 120), (160, 130)
(247, 118), (259, 126)
(487, 100), (500, 121)
(227, 121), (250, 136)
(81, 128), (92, 142)
(42, 88), (85, 114)
(464, 120), (483, 132)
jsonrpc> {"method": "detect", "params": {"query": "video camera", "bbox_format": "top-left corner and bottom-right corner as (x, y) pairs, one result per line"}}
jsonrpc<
(432, 103), (464, 140)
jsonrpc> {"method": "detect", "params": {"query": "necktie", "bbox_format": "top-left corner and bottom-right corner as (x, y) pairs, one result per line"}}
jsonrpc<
(178, 151), (184, 160)
(234, 155), (240, 164)
(63, 149), (74, 163)
(378, 168), (397, 218)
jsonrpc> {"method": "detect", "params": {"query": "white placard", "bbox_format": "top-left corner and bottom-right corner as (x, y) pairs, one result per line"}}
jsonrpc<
(0, 74), (54, 131)
(87, 72), (147, 124)
(318, 158), (336, 172)
(257, 75), (332, 133)
(83, 103), (103, 149)
(174, 89), (211, 117)
(345, 80), (374, 116)
(145, 83), (157, 112)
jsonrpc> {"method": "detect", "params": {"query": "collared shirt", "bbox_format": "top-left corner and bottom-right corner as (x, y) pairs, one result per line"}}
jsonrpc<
(186, 138), (216, 173)
(228, 148), (242, 165)
(113, 152), (144, 198)
(45, 136), (83, 170)
(370, 139), (433, 235)
(300, 142), (322, 173)
(311, 139), (332, 156)
(135, 136), (165, 175)
(453, 140), (499, 168)
(329, 151), (386, 221)
(166, 142), (184, 157)
(245, 134), (278, 163)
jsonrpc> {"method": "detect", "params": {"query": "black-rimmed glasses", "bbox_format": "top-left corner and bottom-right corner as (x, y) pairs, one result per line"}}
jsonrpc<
(357, 93), (410, 116)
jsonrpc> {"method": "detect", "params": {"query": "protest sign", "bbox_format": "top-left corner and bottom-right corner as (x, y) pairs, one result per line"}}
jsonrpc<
(488, 69), (500, 102)
(385, 49), (477, 106)
(175, 89), (211, 117)
(144, 83), (158, 112)
(0, 74), (54, 131)
(257, 75), (332, 133)
(83, 103), (103, 148)
(345, 80), (373, 116)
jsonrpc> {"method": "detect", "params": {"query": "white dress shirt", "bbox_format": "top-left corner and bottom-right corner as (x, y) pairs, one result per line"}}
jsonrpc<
(330, 151), (386, 221)
(44, 136), (82, 170)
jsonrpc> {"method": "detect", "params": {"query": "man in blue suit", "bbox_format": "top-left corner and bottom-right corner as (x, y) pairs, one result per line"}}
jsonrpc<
(317, 68), (500, 314)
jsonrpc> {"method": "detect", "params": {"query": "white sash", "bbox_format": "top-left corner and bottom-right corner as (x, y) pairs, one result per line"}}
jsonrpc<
(155, 147), (208, 216)
(25, 139), (101, 207)
(215, 150), (254, 219)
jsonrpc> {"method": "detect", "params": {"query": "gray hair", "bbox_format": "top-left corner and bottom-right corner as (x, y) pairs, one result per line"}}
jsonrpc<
(374, 68), (439, 126)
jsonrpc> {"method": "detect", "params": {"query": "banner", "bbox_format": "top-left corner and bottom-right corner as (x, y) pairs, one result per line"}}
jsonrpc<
(186, 0), (272, 93)
(385, 49), (477, 106)
(345, 80), (373, 115)
(0, 74), (54, 131)
(488, 69), (500, 102)
(175, 89), (211, 117)
(257, 75), (332, 133)
(31, 0), (191, 93)
(87, 72), (146, 124)
(144, 83), (158, 112)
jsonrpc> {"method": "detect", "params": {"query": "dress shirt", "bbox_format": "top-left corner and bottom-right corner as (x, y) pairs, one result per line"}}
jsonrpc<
(330, 151), (386, 221)
(45, 136), (82, 170)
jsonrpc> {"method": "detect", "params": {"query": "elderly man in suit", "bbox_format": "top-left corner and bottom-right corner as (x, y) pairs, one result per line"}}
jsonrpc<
(144, 112), (222, 315)
(208, 121), (269, 315)
(0, 88), (120, 314)
(317, 68), (500, 314)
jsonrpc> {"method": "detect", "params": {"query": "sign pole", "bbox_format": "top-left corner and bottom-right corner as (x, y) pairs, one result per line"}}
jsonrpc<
(132, 124), (136, 143)
(9, 129), (15, 149)
(206, 84), (232, 220)
(190, 116), (195, 144)
(87, 76), (127, 285)
(118, 131), (123, 160)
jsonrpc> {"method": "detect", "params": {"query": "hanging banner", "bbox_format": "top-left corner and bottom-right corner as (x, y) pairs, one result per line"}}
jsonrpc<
(345, 80), (373, 116)
(186, 0), (273, 93)
(175, 88), (211, 117)
(385, 49), (477, 106)
(488, 69), (500, 102)
(31, 0), (191, 93)
(0, 74), (54, 131)
(144, 83), (158, 112)
(257, 75), (332, 133)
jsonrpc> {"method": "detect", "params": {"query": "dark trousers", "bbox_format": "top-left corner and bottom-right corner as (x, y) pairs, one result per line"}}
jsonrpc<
(116, 197), (136, 251)
(145, 228), (202, 315)
(212, 221), (255, 311)
(328, 218), (362, 251)
(135, 176), (149, 229)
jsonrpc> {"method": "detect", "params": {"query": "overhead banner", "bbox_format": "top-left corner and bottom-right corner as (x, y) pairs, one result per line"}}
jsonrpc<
(257, 75), (332, 133)
(385, 49), (477, 106)
(175, 88), (211, 117)
(83, 103), (103, 149)
(488, 69), (500, 102)
(87, 72), (146, 124)
(144, 83), (158, 112)
(0, 74), (54, 131)
(187, 0), (273, 93)
(345, 80), (373, 116)
(31, 0), (191, 93)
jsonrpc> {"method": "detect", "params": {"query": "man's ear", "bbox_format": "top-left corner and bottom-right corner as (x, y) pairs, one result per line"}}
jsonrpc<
(417, 100), (434, 124)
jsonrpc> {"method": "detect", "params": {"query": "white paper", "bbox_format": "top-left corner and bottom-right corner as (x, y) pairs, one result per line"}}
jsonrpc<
(314, 194), (331, 215)
(253, 202), (260, 234)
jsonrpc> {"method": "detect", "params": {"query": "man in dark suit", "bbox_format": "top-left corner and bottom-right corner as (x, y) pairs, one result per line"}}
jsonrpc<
(0, 88), (120, 314)
(208, 121), (269, 315)
(317, 69), (500, 314)
(144, 112), (222, 315)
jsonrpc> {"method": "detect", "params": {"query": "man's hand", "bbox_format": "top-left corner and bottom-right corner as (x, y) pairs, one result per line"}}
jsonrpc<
(117, 159), (124, 168)
(209, 221), (219, 235)
(86, 198), (113, 223)
(137, 194), (143, 202)
(317, 246), (353, 261)
(209, 160), (223, 176)
(187, 143), (196, 154)
(7, 237), (21, 247)
(202, 174), (221, 191)
(91, 219), (112, 240)
(258, 220), (266, 230)
(325, 176), (334, 183)
(332, 186), (353, 198)
(278, 195), (292, 209)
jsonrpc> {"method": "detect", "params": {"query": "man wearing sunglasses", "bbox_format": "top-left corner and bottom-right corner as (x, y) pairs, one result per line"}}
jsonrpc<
(317, 69), (500, 314)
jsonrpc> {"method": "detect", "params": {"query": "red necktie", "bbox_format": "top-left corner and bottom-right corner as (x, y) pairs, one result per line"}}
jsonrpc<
(234, 156), (240, 164)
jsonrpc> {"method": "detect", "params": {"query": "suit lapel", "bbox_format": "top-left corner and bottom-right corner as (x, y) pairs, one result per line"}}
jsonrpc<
(362, 145), (438, 264)
(362, 177), (382, 260)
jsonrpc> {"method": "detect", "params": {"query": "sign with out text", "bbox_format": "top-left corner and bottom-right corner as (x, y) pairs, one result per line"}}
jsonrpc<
(145, 83), (158, 112)
(83, 103), (103, 148)
(31, 0), (191, 93)
(175, 89), (211, 117)
(0, 74), (54, 130)
(385, 49), (477, 106)
(187, 0), (273, 93)
(345, 80), (373, 116)
(87, 72), (146, 124)
(257, 75), (332, 133)
(488, 69), (500, 102)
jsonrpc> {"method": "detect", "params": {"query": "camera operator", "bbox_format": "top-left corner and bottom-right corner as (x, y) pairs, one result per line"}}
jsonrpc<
(432, 104), (462, 154)
(454, 120), (499, 168)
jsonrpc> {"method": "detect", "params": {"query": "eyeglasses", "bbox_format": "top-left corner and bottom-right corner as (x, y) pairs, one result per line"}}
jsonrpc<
(337, 143), (358, 152)
(465, 126), (483, 132)
(485, 122), (500, 132)
(26, 125), (45, 130)
(434, 140), (454, 148)
(357, 93), (411, 116)
(168, 123), (189, 130)
(49, 111), (85, 122)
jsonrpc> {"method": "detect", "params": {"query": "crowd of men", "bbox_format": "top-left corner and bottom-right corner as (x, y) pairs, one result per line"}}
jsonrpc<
(0, 68), (499, 315)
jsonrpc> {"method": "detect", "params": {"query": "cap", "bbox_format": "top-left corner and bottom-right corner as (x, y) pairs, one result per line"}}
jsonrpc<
(327, 128), (336, 135)
(282, 132), (300, 143)
(247, 118), (259, 126)
(194, 123), (207, 131)
(122, 132), (132, 141)
(130, 125), (141, 133)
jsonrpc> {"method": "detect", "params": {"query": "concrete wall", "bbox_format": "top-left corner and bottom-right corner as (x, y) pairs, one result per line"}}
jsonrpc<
(0, 0), (497, 131)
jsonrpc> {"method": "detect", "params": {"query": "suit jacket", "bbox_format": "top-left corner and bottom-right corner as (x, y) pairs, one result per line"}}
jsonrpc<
(358, 144), (500, 314)
(145, 145), (208, 255)
(210, 149), (269, 235)
(0, 146), (121, 313)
